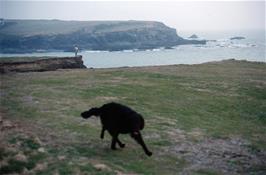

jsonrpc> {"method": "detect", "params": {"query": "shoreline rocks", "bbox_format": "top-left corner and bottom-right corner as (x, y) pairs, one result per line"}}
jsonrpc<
(0, 56), (86, 73)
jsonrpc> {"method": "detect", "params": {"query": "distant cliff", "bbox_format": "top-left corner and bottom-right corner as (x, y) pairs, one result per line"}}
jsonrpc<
(0, 56), (86, 73)
(0, 19), (206, 53)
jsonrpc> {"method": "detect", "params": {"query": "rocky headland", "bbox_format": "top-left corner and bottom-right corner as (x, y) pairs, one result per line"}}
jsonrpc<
(0, 19), (206, 53)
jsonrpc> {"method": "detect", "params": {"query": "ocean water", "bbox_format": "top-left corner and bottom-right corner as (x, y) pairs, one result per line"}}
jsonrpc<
(0, 30), (265, 68)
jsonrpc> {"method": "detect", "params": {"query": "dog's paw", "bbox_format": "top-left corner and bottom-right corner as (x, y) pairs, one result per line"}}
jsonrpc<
(120, 143), (125, 148)
(146, 151), (153, 156)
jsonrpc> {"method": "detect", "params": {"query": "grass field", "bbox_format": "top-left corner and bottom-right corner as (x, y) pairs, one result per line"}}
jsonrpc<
(1, 59), (266, 175)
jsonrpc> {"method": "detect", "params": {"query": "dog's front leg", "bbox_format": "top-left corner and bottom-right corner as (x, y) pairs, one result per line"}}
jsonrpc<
(116, 137), (125, 148)
(108, 131), (118, 150)
(100, 126), (105, 139)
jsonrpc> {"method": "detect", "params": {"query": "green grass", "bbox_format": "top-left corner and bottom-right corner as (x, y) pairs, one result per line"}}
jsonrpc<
(193, 169), (222, 175)
(0, 159), (29, 174)
(1, 59), (266, 174)
(0, 152), (46, 174)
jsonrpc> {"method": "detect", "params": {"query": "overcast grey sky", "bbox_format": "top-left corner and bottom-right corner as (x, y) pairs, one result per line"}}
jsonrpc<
(1, 1), (265, 31)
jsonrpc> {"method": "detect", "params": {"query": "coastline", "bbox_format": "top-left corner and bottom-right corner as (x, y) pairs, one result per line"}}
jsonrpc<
(84, 58), (266, 70)
(0, 57), (265, 73)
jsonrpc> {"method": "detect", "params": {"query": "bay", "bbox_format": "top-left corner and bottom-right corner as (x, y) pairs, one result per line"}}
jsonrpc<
(1, 30), (265, 68)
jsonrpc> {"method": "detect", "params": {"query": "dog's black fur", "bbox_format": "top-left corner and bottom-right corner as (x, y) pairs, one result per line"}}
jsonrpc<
(81, 102), (152, 156)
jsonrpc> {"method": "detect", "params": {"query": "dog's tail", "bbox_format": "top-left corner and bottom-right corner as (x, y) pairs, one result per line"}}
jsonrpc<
(81, 107), (101, 119)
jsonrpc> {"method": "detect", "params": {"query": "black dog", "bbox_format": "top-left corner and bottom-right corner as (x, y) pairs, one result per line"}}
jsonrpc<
(81, 102), (152, 156)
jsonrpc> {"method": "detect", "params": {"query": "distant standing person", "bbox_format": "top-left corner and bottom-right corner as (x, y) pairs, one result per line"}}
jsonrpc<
(74, 46), (79, 57)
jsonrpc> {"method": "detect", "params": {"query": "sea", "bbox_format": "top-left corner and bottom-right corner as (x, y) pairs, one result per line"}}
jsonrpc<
(0, 30), (265, 68)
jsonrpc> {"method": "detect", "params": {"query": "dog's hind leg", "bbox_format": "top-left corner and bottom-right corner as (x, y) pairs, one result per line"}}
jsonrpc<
(109, 132), (125, 149)
(131, 131), (152, 156)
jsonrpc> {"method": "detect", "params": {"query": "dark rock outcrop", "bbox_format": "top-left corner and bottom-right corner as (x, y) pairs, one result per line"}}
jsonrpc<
(0, 56), (86, 73)
(230, 36), (245, 40)
(189, 34), (199, 39)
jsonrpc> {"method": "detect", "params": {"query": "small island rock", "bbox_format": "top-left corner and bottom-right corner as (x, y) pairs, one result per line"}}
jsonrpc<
(230, 36), (245, 40)
(189, 34), (199, 39)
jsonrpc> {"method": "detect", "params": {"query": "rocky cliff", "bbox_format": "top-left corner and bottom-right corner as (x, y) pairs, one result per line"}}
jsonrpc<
(0, 19), (206, 53)
(0, 56), (86, 73)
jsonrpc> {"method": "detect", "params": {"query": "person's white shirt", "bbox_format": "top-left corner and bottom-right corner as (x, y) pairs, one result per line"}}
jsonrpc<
(74, 46), (79, 57)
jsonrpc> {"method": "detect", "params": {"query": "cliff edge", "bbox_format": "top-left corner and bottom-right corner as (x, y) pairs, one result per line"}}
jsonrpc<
(0, 56), (86, 73)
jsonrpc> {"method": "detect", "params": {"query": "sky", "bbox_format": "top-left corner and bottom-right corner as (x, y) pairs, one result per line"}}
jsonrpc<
(0, 1), (265, 31)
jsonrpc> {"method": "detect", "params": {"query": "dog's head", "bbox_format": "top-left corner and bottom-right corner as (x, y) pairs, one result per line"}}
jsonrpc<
(81, 107), (100, 119)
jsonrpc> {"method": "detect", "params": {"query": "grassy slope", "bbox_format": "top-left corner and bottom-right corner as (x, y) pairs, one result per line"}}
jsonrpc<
(1, 60), (266, 174)
(0, 20), (165, 36)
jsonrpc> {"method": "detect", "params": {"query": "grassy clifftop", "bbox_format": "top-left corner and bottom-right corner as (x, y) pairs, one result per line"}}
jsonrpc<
(0, 20), (169, 36)
(1, 60), (265, 174)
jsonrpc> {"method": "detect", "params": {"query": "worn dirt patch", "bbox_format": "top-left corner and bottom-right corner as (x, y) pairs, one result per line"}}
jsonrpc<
(169, 137), (266, 174)
(159, 126), (266, 174)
